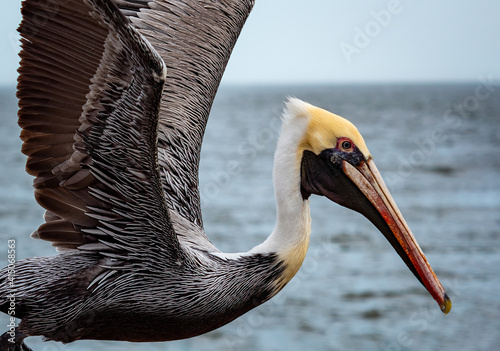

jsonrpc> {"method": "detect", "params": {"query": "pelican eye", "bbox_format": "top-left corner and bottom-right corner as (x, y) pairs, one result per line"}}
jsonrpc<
(341, 141), (352, 150)
(338, 138), (354, 152)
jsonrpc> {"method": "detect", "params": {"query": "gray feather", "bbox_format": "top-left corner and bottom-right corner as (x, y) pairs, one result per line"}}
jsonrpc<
(112, 0), (255, 229)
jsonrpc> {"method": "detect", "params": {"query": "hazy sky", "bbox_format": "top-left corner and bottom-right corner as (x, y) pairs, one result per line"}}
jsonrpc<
(1, 0), (499, 85)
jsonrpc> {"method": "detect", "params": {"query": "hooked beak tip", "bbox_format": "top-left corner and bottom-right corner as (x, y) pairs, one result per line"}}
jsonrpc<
(440, 293), (452, 314)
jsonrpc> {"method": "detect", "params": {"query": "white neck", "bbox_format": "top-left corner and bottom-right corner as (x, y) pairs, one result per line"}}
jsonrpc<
(250, 102), (312, 285)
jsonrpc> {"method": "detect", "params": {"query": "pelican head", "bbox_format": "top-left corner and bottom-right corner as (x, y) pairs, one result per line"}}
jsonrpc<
(281, 98), (451, 314)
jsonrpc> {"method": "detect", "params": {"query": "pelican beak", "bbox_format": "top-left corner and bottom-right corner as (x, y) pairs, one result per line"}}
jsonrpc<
(301, 151), (451, 314)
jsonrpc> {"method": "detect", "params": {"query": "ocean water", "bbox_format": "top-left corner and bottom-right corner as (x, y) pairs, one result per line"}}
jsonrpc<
(0, 83), (499, 351)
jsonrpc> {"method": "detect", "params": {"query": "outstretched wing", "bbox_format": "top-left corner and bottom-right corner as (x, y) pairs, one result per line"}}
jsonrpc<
(111, 0), (255, 228)
(18, 0), (180, 263)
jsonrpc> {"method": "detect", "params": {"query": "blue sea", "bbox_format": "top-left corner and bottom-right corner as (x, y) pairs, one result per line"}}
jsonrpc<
(1, 83), (499, 351)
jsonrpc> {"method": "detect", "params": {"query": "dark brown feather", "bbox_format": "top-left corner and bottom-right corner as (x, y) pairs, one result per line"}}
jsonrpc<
(17, 0), (177, 258)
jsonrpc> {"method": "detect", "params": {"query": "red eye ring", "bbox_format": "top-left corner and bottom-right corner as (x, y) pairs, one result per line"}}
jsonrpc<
(338, 137), (354, 152)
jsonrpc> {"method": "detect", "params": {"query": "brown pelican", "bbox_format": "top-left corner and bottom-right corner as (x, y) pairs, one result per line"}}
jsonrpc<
(0, 0), (451, 349)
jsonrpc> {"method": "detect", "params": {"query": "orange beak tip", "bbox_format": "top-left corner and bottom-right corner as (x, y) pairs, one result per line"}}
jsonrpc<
(440, 293), (452, 314)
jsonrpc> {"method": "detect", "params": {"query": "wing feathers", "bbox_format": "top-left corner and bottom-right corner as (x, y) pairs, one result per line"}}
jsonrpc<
(113, 0), (255, 229)
(18, 0), (179, 263)
(19, 0), (256, 260)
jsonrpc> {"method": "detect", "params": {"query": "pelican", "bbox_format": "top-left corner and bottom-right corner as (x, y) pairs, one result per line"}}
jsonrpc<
(0, 0), (451, 349)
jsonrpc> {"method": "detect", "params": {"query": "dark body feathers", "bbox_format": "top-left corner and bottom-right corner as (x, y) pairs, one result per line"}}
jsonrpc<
(2, 252), (282, 342)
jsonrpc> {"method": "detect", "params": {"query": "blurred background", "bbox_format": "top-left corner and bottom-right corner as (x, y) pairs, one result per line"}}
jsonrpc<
(1, 0), (499, 350)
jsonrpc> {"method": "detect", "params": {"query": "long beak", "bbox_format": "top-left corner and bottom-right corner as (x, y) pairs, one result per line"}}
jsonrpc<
(343, 158), (451, 314)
